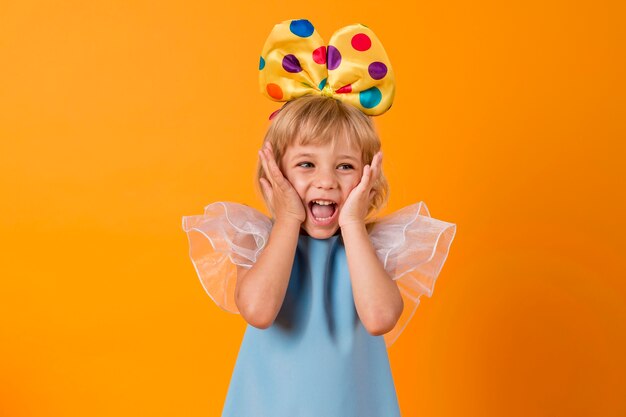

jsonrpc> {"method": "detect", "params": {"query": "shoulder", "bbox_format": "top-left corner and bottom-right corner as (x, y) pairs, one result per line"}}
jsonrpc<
(181, 202), (274, 314)
(367, 201), (457, 273)
(368, 202), (457, 348)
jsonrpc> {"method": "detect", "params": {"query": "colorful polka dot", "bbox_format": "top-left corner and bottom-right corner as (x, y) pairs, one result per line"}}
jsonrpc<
(335, 84), (352, 94)
(359, 87), (382, 108)
(368, 62), (387, 80)
(289, 19), (314, 38)
(351, 33), (371, 51)
(261, 20), (394, 115)
(282, 54), (302, 73)
(312, 46), (326, 65)
(327, 45), (341, 70)
(267, 83), (283, 100)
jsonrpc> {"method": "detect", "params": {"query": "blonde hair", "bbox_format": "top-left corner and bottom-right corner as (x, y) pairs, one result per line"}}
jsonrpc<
(256, 94), (390, 222)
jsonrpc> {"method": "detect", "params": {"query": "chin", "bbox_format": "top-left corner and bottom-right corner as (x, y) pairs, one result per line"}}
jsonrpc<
(302, 222), (340, 240)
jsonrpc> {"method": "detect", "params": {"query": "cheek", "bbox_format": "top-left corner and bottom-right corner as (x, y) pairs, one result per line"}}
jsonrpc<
(351, 170), (363, 187)
(341, 175), (361, 194)
(286, 175), (308, 199)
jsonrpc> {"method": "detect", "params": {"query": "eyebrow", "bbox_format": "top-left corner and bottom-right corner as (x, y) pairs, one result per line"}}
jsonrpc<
(292, 153), (360, 163)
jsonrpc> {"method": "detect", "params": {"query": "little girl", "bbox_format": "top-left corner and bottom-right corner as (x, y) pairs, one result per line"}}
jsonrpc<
(182, 19), (457, 417)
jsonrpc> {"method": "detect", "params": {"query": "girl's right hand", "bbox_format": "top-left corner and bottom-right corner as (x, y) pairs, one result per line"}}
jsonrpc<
(258, 142), (306, 225)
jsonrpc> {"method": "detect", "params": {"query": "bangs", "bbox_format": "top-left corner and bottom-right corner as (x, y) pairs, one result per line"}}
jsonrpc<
(295, 109), (360, 152)
(271, 95), (375, 159)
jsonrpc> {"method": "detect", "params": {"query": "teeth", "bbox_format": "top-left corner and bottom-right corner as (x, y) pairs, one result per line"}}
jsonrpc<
(311, 200), (336, 221)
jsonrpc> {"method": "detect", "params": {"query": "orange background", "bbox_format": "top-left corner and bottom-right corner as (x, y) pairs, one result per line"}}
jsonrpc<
(1, 1), (625, 416)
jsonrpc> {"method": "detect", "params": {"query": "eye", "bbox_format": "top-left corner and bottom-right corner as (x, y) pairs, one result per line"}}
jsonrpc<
(337, 163), (354, 170)
(297, 162), (314, 168)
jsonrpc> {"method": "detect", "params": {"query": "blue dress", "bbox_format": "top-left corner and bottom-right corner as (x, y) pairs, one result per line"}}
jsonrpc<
(182, 202), (457, 417)
(221, 234), (401, 417)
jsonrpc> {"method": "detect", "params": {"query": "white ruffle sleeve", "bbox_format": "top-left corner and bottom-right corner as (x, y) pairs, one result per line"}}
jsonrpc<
(369, 202), (457, 348)
(181, 202), (272, 313)
(182, 201), (456, 349)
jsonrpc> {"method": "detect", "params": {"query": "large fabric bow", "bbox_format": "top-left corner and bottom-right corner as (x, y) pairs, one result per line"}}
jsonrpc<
(259, 18), (395, 117)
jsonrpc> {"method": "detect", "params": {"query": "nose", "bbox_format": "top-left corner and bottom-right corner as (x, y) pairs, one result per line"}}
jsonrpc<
(313, 167), (338, 190)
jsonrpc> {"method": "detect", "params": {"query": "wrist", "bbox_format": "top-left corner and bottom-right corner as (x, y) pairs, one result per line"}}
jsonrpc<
(273, 216), (303, 231)
(340, 220), (367, 234)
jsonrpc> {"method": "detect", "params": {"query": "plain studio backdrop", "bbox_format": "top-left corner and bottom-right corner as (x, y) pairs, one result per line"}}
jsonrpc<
(1, 1), (624, 416)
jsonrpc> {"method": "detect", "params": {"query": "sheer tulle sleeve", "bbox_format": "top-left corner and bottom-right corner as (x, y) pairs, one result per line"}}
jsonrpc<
(369, 202), (457, 348)
(181, 202), (273, 314)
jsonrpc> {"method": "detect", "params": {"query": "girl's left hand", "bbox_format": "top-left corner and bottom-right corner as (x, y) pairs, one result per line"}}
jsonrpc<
(339, 151), (382, 228)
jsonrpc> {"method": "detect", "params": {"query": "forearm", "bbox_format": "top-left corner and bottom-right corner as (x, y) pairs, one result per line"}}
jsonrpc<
(235, 218), (301, 328)
(342, 222), (403, 335)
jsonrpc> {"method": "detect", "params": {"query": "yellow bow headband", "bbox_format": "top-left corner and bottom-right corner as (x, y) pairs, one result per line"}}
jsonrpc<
(259, 19), (395, 118)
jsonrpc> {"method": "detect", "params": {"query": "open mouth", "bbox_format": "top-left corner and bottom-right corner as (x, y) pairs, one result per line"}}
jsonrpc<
(308, 199), (339, 225)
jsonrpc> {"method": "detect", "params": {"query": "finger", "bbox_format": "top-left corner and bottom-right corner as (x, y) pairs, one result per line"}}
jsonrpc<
(259, 177), (273, 199)
(259, 177), (274, 213)
(358, 164), (371, 191)
(261, 147), (283, 188)
(371, 151), (381, 177)
(367, 155), (381, 191)
(259, 149), (275, 188)
(370, 152), (382, 185)
(263, 147), (292, 191)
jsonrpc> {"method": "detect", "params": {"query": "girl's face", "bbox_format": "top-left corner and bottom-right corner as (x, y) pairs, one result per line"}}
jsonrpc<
(280, 139), (363, 239)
